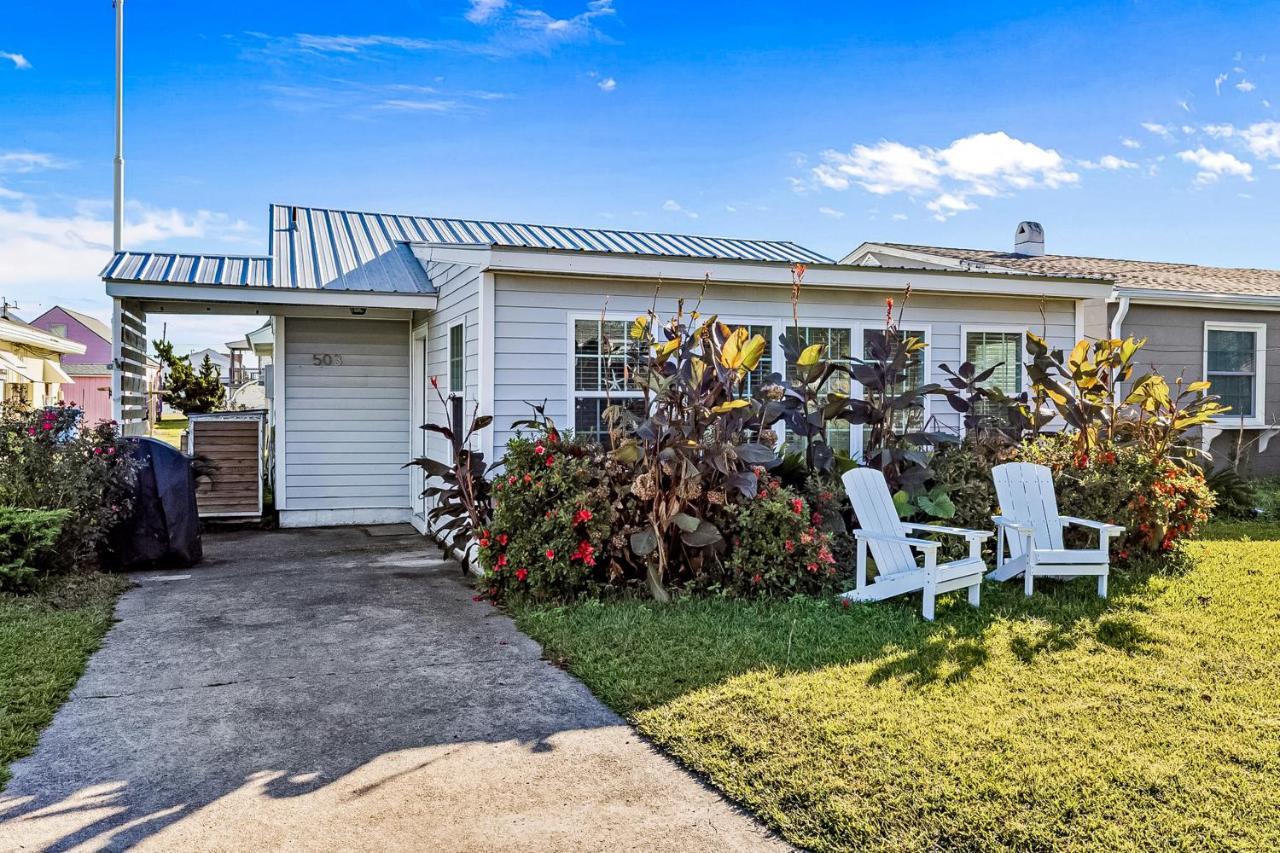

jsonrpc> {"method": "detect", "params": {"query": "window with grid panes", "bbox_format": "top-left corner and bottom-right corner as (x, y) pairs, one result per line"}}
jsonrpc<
(965, 330), (1022, 427)
(783, 326), (854, 456)
(862, 327), (927, 440)
(572, 318), (646, 441)
(1206, 326), (1262, 419)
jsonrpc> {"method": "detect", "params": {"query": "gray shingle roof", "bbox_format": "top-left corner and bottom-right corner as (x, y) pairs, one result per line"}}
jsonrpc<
(874, 243), (1280, 297)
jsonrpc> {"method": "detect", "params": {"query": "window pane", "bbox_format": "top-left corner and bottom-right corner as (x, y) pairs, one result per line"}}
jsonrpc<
(965, 331), (1021, 395)
(1207, 329), (1256, 373)
(575, 319), (642, 393)
(573, 397), (645, 443)
(449, 325), (465, 391)
(1211, 374), (1255, 419)
(743, 325), (774, 396)
(864, 328), (925, 387)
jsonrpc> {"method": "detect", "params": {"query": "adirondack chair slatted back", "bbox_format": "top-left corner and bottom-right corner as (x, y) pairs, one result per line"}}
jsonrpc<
(992, 462), (1063, 555)
(842, 468), (919, 576)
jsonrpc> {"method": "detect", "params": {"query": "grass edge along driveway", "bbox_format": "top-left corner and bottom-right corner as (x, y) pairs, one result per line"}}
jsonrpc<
(513, 526), (1280, 851)
(0, 573), (127, 789)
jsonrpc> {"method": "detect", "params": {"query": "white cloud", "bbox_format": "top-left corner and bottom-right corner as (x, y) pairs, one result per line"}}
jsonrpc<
(1215, 72), (1229, 94)
(515, 0), (615, 41)
(465, 0), (507, 24)
(924, 193), (976, 221)
(661, 199), (698, 219)
(0, 151), (69, 173)
(890, 212), (908, 221)
(1177, 98), (1192, 113)
(597, 76), (617, 92)
(0, 51), (30, 70)
(0, 199), (253, 296)
(1198, 121), (1280, 160)
(810, 131), (1077, 221)
(1237, 80), (1257, 93)
(1176, 147), (1253, 184)
(377, 98), (464, 113)
(1079, 154), (1138, 170)
(817, 206), (845, 219)
(1142, 121), (1174, 139)
(1121, 137), (1141, 149)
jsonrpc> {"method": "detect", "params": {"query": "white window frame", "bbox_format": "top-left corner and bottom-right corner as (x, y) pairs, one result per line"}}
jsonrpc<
(447, 320), (466, 400)
(567, 313), (647, 439)
(1204, 320), (1266, 426)
(721, 316), (788, 449)
(784, 321), (863, 459)
(959, 324), (1027, 435)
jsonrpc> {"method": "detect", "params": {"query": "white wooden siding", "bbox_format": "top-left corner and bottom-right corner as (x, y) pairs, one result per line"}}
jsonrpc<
(283, 317), (411, 511)
(491, 274), (1080, 452)
(423, 260), (481, 466)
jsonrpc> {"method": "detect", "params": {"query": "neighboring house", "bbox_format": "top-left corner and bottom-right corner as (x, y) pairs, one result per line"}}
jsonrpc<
(0, 314), (85, 408)
(845, 221), (1280, 472)
(187, 347), (233, 385)
(29, 305), (160, 424)
(102, 204), (1110, 530)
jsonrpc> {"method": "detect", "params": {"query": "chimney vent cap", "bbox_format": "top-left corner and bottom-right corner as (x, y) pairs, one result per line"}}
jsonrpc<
(1014, 221), (1045, 256)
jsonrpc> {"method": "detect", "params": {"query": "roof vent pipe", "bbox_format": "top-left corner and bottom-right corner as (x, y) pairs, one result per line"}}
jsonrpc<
(112, 0), (125, 254)
(1014, 221), (1044, 256)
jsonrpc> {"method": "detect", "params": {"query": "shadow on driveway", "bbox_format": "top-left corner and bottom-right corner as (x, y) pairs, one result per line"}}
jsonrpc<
(0, 527), (784, 852)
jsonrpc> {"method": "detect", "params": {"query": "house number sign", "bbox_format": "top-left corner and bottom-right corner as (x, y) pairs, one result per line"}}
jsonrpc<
(311, 353), (344, 366)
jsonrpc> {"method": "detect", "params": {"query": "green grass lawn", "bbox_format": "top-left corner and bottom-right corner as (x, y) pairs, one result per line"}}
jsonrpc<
(151, 415), (188, 449)
(513, 532), (1280, 851)
(0, 573), (127, 789)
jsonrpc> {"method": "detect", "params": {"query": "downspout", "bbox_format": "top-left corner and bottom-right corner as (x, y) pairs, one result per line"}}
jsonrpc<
(113, 0), (125, 254)
(1109, 295), (1130, 339)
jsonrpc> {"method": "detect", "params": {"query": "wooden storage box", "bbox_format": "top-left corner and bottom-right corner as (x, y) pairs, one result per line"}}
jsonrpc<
(186, 411), (265, 519)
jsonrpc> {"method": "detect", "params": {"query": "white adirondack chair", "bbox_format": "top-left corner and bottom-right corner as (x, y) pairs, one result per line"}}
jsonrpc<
(989, 462), (1125, 598)
(840, 468), (990, 621)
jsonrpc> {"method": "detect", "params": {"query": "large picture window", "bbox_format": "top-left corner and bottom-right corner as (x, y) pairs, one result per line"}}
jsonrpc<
(572, 317), (645, 441)
(964, 329), (1023, 427)
(785, 326), (854, 456)
(1205, 322), (1265, 421)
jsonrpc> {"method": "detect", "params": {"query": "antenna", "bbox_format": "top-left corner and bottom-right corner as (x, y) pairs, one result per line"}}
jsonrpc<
(0, 298), (19, 320)
(113, 0), (125, 254)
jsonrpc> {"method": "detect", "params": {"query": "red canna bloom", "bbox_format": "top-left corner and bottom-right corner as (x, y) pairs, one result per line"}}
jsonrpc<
(515, 568), (528, 582)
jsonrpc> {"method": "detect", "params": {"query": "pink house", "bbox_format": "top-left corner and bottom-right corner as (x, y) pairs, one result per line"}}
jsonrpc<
(29, 306), (157, 425)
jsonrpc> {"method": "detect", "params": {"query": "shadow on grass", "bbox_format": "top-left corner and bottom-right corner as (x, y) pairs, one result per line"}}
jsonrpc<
(512, 563), (1184, 715)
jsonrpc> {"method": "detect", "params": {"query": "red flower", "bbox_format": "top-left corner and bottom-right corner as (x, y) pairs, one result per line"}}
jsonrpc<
(548, 430), (560, 444)
(840, 598), (851, 609)
(515, 568), (528, 582)
(545, 548), (555, 560)
(524, 473), (533, 483)
(496, 553), (508, 567)
(784, 539), (795, 552)
(574, 508), (593, 524)
(430, 376), (439, 389)
(498, 533), (508, 546)
(751, 572), (763, 585)
(806, 563), (818, 573)
(534, 444), (546, 456)
(790, 497), (804, 515)
(544, 454), (555, 467)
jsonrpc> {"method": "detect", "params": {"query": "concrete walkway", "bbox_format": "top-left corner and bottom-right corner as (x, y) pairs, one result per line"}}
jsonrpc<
(0, 527), (784, 852)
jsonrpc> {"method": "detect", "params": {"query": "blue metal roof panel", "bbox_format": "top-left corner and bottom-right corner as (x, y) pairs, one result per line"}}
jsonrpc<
(269, 204), (833, 289)
(101, 252), (273, 286)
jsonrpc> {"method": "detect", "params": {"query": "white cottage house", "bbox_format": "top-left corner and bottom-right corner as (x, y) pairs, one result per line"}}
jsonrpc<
(103, 204), (1110, 531)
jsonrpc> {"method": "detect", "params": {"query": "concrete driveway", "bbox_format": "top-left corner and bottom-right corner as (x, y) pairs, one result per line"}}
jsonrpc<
(0, 527), (784, 852)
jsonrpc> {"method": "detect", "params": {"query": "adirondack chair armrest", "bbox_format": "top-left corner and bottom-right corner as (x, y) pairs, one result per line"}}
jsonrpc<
(901, 522), (992, 542)
(852, 529), (940, 551)
(991, 516), (1034, 535)
(1059, 516), (1125, 534)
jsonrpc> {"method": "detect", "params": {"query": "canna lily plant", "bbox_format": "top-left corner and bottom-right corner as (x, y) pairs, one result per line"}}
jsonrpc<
(605, 288), (780, 600)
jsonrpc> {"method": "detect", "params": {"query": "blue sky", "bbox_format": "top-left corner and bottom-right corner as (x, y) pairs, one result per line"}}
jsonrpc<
(2, 0), (1279, 350)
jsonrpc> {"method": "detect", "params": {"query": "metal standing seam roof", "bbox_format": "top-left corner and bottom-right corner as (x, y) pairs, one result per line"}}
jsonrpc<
(101, 252), (273, 287)
(269, 203), (834, 290)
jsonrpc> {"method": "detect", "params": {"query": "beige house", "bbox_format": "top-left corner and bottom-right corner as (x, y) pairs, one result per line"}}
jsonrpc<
(0, 315), (85, 409)
(845, 222), (1280, 473)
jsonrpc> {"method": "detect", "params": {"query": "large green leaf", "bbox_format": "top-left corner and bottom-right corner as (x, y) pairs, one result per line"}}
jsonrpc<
(680, 519), (722, 548)
(630, 528), (658, 557)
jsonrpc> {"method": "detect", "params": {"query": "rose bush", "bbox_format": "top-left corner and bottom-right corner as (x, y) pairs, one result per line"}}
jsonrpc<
(717, 472), (845, 597)
(0, 403), (136, 572)
(1016, 433), (1214, 566)
(477, 431), (617, 601)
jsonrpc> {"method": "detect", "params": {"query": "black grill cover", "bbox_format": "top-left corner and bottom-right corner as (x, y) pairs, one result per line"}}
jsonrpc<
(109, 437), (202, 569)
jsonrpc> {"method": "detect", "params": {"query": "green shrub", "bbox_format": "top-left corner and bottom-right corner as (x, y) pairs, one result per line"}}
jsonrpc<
(718, 474), (845, 597)
(1206, 466), (1258, 520)
(1016, 433), (1214, 564)
(0, 507), (71, 591)
(0, 404), (137, 571)
(479, 432), (617, 601)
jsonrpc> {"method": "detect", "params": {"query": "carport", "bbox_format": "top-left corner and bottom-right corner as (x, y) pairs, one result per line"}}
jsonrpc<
(103, 246), (438, 530)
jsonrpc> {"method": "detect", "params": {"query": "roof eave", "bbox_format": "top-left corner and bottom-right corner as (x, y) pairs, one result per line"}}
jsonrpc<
(1115, 287), (1280, 309)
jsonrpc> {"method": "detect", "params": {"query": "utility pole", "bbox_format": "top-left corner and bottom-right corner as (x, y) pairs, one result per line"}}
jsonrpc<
(113, 0), (125, 254)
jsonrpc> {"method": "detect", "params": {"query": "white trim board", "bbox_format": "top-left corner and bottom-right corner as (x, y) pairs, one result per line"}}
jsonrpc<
(1203, 320), (1267, 426)
(105, 281), (438, 312)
